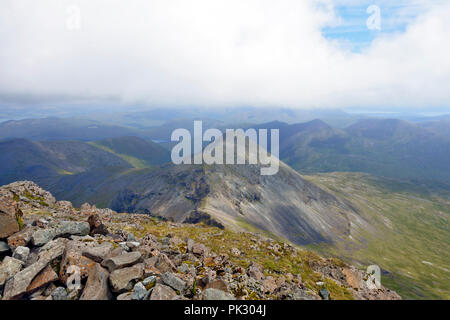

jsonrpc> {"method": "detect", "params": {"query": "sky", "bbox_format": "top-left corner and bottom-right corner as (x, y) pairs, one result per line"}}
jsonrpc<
(0, 0), (449, 111)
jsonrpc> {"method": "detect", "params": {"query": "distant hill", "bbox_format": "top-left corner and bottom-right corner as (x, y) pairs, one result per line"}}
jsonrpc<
(90, 136), (171, 167)
(418, 119), (450, 139)
(0, 136), (171, 188)
(0, 117), (138, 141)
(0, 138), (131, 186)
(271, 119), (450, 183)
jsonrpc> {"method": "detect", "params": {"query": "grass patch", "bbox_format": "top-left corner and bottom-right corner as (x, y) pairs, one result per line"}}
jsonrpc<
(115, 215), (353, 300)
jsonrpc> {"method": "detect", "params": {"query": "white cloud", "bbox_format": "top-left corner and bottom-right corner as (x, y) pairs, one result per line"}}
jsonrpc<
(0, 0), (449, 109)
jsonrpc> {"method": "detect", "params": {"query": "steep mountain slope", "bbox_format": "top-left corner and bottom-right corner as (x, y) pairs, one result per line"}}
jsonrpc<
(89, 136), (171, 167)
(0, 139), (131, 186)
(305, 172), (450, 300)
(48, 136), (369, 247)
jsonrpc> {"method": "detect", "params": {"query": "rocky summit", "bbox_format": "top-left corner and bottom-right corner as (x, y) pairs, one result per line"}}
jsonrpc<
(0, 181), (401, 300)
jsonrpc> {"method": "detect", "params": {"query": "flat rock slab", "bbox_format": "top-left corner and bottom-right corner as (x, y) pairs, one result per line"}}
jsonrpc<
(102, 251), (142, 272)
(31, 221), (90, 246)
(109, 263), (143, 293)
(27, 264), (58, 293)
(82, 242), (114, 263)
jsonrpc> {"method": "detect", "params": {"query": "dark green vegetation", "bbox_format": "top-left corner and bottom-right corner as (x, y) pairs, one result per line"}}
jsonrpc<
(305, 173), (450, 300)
(0, 138), (131, 186)
(90, 136), (170, 168)
(0, 136), (170, 190)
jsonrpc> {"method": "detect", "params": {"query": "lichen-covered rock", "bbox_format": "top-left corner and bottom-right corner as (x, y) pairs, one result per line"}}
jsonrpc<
(51, 287), (68, 300)
(31, 221), (90, 246)
(0, 181), (403, 301)
(7, 226), (36, 249)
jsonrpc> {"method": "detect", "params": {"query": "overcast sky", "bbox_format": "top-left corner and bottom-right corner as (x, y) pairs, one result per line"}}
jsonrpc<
(0, 0), (449, 110)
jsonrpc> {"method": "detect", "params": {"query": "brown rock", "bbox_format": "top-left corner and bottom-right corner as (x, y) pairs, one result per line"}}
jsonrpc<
(342, 267), (363, 289)
(192, 243), (207, 256)
(205, 279), (229, 293)
(59, 240), (96, 283)
(101, 251), (142, 272)
(149, 284), (177, 300)
(248, 262), (264, 281)
(0, 213), (19, 239)
(27, 264), (58, 293)
(80, 263), (112, 300)
(7, 226), (36, 249)
(109, 263), (144, 293)
(263, 276), (278, 294)
(0, 256), (24, 286)
(154, 253), (176, 273)
(82, 242), (114, 263)
(87, 215), (108, 236)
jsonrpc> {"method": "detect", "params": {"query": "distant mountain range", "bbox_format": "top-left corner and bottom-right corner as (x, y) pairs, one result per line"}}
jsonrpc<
(253, 118), (450, 183)
(0, 115), (448, 299)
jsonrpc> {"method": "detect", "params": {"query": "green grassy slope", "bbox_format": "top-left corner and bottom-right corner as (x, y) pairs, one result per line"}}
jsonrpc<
(89, 136), (170, 168)
(304, 172), (450, 300)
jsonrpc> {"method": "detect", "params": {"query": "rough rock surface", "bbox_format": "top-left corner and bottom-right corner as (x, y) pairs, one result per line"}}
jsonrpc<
(80, 263), (111, 300)
(0, 181), (402, 301)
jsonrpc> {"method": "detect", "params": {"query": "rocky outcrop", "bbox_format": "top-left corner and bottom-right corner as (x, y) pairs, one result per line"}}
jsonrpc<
(0, 181), (402, 301)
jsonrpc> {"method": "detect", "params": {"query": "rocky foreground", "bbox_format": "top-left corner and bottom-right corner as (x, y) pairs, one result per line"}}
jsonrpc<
(0, 181), (401, 300)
